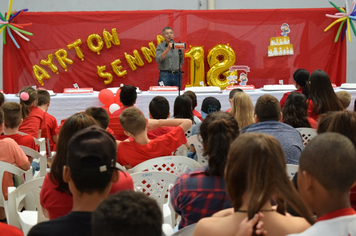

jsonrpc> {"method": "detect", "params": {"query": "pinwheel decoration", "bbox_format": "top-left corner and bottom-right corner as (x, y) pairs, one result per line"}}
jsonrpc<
(325, 0), (356, 42)
(0, 0), (33, 49)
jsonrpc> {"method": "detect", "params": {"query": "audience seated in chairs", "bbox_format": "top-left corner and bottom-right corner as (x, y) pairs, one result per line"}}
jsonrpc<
(171, 111), (239, 229)
(242, 94), (303, 165)
(28, 125), (120, 236)
(40, 112), (133, 220)
(116, 107), (191, 169)
(192, 133), (314, 236)
(92, 190), (162, 236)
(183, 90), (203, 121)
(229, 92), (254, 129)
(147, 96), (174, 139)
(111, 85), (138, 117)
(0, 107), (31, 222)
(85, 107), (115, 137)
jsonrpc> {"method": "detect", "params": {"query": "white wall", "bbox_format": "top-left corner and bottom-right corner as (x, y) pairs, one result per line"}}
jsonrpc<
(0, 0), (354, 89)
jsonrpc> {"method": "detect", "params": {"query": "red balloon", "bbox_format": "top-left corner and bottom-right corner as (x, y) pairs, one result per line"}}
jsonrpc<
(115, 89), (123, 108)
(98, 89), (115, 106)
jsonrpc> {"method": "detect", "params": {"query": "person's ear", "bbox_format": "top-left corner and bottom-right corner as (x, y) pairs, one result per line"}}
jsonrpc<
(148, 112), (153, 119)
(167, 111), (171, 118)
(300, 170), (313, 190)
(254, 114), (259, 123)
(20, 118), (23, 126)
(124, 130), (133, 137)
(111, 169), (119, 184)
(62, 166), (71, 183)
(279, 112), (283, 122)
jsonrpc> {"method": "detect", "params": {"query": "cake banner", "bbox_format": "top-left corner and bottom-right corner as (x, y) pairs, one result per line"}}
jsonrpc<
(2, 9), (346, 93)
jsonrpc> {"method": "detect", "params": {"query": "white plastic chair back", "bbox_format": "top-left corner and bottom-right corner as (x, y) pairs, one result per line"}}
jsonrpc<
(172, 223), (197, 236)
(187, 135), (208, 166)
(18, 132), (46, 154)
(129, 156), (201, 175)
(174, 145), (189, 156)
(0, 161), (33, 227)
(286, 164), (299, 180)
(296, 128), (317, 148)
(19, 145), (47, 178)
(8, 177), (48, 235)
(131, 171), (178, 227)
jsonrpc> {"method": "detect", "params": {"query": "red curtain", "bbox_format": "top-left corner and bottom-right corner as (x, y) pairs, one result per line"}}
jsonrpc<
(2, 9), (346, 93)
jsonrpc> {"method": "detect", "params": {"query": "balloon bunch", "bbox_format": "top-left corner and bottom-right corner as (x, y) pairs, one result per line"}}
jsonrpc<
(98, 89), (123, 116)
(325, 0), (356, 42)
(0, 0), (33, 49)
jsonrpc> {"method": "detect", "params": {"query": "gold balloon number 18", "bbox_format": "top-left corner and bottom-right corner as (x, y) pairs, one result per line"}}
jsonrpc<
(185, 44), (237, 90)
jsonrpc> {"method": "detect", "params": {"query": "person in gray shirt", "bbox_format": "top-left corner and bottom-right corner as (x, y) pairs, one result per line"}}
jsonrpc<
(242, 94), (303, 165)
(155, 26), (184, 89)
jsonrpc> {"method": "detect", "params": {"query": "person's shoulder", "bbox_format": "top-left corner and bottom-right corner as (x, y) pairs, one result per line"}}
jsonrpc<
(0, 222), (23, 236)
(0, 137), (18, 146)
(193, 215), (235, 236)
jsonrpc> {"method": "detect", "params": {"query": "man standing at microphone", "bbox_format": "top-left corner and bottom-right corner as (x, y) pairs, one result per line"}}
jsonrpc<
(156, 27), (184, 90)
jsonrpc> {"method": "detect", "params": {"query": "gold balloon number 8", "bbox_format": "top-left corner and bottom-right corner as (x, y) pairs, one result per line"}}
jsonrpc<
(185, 44), (236, 90)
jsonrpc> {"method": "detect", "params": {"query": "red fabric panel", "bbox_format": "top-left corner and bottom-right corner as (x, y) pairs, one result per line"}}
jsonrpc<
(3, 9), (346, 93)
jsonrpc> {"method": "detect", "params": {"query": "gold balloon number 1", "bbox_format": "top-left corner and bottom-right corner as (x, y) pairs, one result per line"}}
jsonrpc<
(185, 44), (236, 90)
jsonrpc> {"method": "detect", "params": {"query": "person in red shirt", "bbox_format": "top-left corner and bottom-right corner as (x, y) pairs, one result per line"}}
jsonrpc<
(0, 222), (23, 236)
(184, 91), (203, 121)
(147, 96), (174, 139)
(226, 88), (243, 113)
(37, 89), (58, 153)
(280, 69), (309, 109)
(111, 85), (138, 117)
(18, 86), (45, 139)
(117, 107), (191, 169)
(0, 102), (36, 150)
(85, 107), (115, 137)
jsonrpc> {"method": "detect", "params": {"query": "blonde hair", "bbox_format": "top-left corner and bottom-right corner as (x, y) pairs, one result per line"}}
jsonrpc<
(230, 92), (254, 128)
(119, 107), (146, 136)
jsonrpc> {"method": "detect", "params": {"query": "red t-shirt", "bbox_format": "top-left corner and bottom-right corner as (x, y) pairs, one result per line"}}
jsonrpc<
(226, 108), (231, 113)
(107, 127), (115, 137)
(307, 100), (319, 121)
(111, 106), (130, 117)
(40, 172), (134, 220)
(19, 107), (45, 138)
(41, 113), (58, 152)
(307, 117), (318, 129)
(0, 223), (23, 236)
(117, 126), (187, 167)
(147, 127), (174, 140)
(192, 109), (203, 121)
(0, 133), (36, 150)
(280, 88), (304, 109)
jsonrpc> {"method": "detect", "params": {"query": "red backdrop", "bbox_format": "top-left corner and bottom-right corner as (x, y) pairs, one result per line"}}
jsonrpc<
(2, 9), (346, 93)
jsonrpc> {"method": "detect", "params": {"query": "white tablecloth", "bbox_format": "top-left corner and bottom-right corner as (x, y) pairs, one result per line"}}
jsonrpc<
(4, 88), (355, 124)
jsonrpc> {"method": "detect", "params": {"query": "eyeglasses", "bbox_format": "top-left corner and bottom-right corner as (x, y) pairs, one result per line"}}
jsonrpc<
(165, 32), (174, 35)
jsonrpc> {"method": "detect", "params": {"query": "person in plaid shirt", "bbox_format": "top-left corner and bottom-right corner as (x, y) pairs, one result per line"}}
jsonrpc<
(170, 111), (239, 229)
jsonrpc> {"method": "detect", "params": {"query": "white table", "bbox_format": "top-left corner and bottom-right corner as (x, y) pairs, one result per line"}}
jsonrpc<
(4, 88), (355, 124)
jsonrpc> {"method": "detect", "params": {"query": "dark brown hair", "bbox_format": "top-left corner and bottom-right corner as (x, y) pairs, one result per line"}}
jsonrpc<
(37, 89), (51, 106)
(85, 107), (110, 129)
(226, 133), (315, 228)
(1, 102), (22, 129)
(327, 111), (356, 147)
(199, 111), (239, 176)
(0, 92), (4, 107)
(19, 86), (38, 119)
(282, 92), (311, 128)
(316, 111), (337, 134)
(308, 70), (343, 115)
(183, 91), (198, 109)
(255, 94), (281, 122)
(49, 112), (98, 193)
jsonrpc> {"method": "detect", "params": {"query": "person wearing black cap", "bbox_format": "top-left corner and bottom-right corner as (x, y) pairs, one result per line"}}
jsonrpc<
(201, 97), (221, 120)
(28, 126), (120, 236)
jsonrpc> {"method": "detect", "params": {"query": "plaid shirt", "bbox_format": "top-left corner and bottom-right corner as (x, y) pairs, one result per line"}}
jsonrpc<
(170, 166), (232, 229)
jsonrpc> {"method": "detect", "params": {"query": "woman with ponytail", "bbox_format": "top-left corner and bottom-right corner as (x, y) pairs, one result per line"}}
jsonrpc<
(18, 86), (45, 139)
(170, 111), (239, 229)
(193, 133), (314, 236)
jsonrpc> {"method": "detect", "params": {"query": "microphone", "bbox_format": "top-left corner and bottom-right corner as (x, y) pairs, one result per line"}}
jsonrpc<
(170, 39), (174, 51)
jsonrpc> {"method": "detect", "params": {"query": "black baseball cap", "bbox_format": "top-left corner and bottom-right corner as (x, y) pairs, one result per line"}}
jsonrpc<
(201, 97), (221, 119)
(66, 125), (121, 172)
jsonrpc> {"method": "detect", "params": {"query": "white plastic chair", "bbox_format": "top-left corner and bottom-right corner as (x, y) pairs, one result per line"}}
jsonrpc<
(174, 145), (189, 156)
(0, 161), (33, 227)
(187, 135), (208, 166)
(130, 171), (178, 227)
(295, 128), (317, 148)
(7, 177), (48, 235)
(18, 132), (46, 154)
(172, 223), (197, 236)
(286, 164), (299, 180)
(19, 145), (47, 178)
(129, 156), (201, 175)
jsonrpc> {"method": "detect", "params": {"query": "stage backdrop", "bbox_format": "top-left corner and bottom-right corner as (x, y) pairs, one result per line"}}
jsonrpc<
(2, 9), (346, 93)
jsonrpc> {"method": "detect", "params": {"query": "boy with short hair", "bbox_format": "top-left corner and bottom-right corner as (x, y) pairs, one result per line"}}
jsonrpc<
(0, 107), (31, 222)
(92, 190), (162, 236)
(112, 85), (137, 117)
(288, 132), (356, 236)
(336, 91), (351, 110)
(0, 102), (36, 150)
(117, 107), (191, 169)
(37, 89), (58, 152)
(147, 96), (173, 139)
(28, 125), (120, 236)
(85, 107), (115, 137)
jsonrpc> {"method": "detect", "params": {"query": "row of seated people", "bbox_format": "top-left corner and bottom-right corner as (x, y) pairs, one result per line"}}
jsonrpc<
(0, 68), (355, 235)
